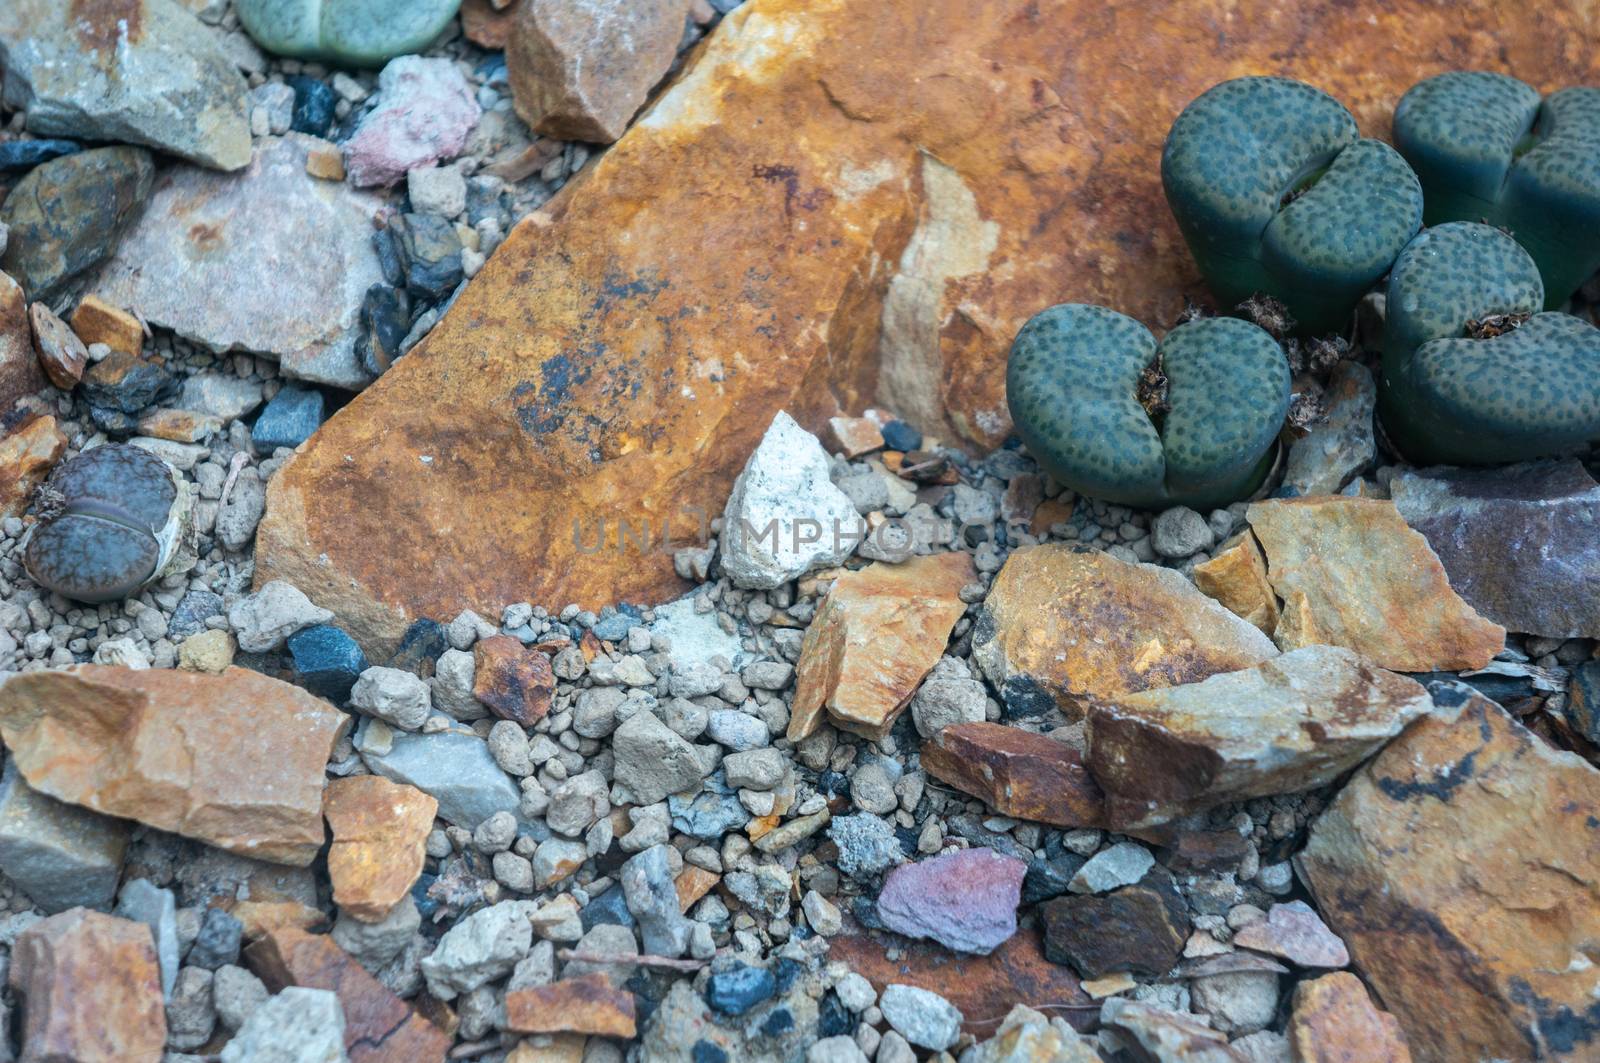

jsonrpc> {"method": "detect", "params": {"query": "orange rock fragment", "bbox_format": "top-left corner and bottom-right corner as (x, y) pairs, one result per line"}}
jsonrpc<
(70, 294), (143, 355)
(1287, 972), (1413, 1063)
(504, 973), (637, 1039)
(921, 722), (1106, 828)
(0, 413), (65, 518)
(323, 775), (437, 922)
(1192, 532), (1278, 636)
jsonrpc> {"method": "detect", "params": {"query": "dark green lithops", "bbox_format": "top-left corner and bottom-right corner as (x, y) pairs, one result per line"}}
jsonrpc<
(1381, 221), (1600, 465)
(23, 445), (196, 603)
(1162, 77), (1423, 336)
(1008, 304), (1290, 510)
(1394, 72), (1600, 307)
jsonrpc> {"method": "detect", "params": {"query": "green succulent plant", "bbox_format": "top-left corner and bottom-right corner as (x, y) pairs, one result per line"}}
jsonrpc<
(1162, 76), (1424, 337)
(1007, 304), (1291, 510)
(1381, 221), (1600, 465)
(1393, 72), (1600, 308)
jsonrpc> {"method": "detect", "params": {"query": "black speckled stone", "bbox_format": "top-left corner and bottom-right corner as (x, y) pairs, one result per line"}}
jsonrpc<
(286, 75), (337, 138)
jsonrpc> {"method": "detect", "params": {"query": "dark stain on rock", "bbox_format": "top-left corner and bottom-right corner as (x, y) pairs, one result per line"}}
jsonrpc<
(1509, 977), (1600, 1055)
(187, 221), (224, 255)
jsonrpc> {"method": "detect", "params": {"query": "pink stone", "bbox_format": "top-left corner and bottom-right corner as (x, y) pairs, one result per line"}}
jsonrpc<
(876, 847), (1027, 955)
(343, 57), (481, 188)
(1234, 900), (1349, 969)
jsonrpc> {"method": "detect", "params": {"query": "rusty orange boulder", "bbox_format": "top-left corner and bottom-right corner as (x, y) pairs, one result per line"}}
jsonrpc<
(254, 0), (1600, 654)
(0, 666), (348, 865)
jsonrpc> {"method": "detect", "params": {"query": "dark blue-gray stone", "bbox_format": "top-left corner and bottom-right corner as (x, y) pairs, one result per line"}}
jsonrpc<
(252, 386), (325, 451)
(286, 75), (336, 137)
(705, 963), (777, 1016)
(287, 624), (369, 701)
(0, 139), (81, 171)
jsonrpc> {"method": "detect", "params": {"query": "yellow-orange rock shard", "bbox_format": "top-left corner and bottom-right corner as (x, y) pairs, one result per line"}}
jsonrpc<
(70, 295), (144, 356)
(973, 546), (1278, 720)
(1246, 497), (1504, 672)
(0, 666), (349, 866)
(1299, 685), (1600, 1062)
(1192, 533), (1277, 636)
(323, 775), (438, 922)
(787, 553), (974, 741)
(0, 413), (65, 518)
(1287, 972), (1413, 1063)
(256, 0), (1600, 655)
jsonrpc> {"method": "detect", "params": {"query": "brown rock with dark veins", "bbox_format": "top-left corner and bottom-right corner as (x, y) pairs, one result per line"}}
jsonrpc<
(1039, 869), (1190, 980)
(788, 552), (974, 741)
(973, 546), (1277, 720)
(507, 0), (689, 143)
(10, 908), (167, 1063)
(921, 722), (1107, 828)
(256, 0), (1600, 655)
(1299, 683), (1600, 1062)
(247, 927), (450, 1063)
(473, 634), (556, 725)
(1287, 972), (1413, 1063)
(1391, 459), (1600, 639)
(505, 973), (638, 1038)
(1248, 497), (1505, 672)
(0, 666), (348, 866)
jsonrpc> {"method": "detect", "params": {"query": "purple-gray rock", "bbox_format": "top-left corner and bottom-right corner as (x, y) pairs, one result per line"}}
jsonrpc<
(1391, 459), (1600, 638)
(92, 134), (385, 389)
(875, 847), (1026, 955)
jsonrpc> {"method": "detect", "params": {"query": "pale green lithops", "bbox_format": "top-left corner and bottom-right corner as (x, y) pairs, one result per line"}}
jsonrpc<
(23, 445), (197, 603)
(1394, 72), (1600, 307)
(1007, 304), (1291, 510)
(236, 0), (463, 67)
(1381, 222), (1600, 465)
(1162, 76), (1424, 336)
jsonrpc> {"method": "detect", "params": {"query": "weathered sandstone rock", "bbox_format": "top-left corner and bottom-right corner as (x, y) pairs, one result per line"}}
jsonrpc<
(11, 908), (167, 1062)
(0, 666), (348, 865)
(323, 775), (437, 921)
(0, 271), (45, 419)
(1086, 646), (1433, 830)
(505, 973), (638, 1038)
(974, 546), (1276, 720)
(247, 927), (451, 1063)
(1287, 972), (1413, 1063)
(1191, 532), (1277, 636)
(1299, 683), (1600, 1061)
(787, 553), (973, 741)
(921, 722), (1106, 828)
(1248, 497), (1504, 671)
(1391, 459), (1600, 639)
(257, 0), (1600, 653)
(0, 414), (66, 518)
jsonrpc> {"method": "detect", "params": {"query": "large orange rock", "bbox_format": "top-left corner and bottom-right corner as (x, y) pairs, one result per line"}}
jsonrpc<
(1298, 684), (1600, 1062)
(0, 666), (349, 866)
(256, 0), (1600, 653)
(973, 546), (1277, 720)
(10, 908), (167, 1063)
(323, 775), (438, 921)
(1247, 497), (1505, 672)
(787, 553), (974, 741)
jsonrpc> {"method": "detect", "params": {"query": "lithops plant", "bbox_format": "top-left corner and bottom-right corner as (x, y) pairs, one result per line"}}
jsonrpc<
(23, 445), (196, 603)
(1393, 72), (1600, 307)
(1381, 221), (1600, 465)
(236, 0), (461, 66)
(1163, 77), (1424, 336)
(1008, 304), (1291, 510)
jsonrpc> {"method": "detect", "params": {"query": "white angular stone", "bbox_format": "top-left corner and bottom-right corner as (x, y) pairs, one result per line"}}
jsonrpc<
(219, 986), (346, 1063)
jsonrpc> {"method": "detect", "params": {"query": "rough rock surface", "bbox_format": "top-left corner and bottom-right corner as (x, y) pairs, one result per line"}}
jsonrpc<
(247, 927), (451, 1063)
(0, 0), (250, 171)
(254, 0), (1600, 651)
(508, 0), (690, 143)
(323, 775), (437, 921)
(10, 908), (167, 1062)
(1391, 459), (1600, 639)
(0, 271), (46, 417)
(1287, 972), (1413, 1063)
(1040, 870), (1190, 979)
(1100, 999), (1243, 1062)
(1247, 497), (1505, 671)
(342, 56), (481, 187)
(1299, 683), (1600, 1061)
(921, 722), (1106, 828)
(788, 552), (974, 740)
(1192, 532), (1278, 635)
(0, 760), (129, 914)
(505, 973), (639, 1038)
(0, 666), (348, 865)
(1281, 362), (1376, 497)
(1086, 646), (1434, 830)
(0, 147), (155, 303)
(0, 414), (68, 519)
(93, 134), (387, 389)
(876, 847), (1027, 955)
(359, 727), (521, 828)
(1232, 900), (1349, 969)
(973, 546), (1277, 720)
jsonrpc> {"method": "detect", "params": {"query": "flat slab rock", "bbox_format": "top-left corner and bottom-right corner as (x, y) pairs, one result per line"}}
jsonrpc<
(1298, 683), (1600, 1061)
(93, 134), (386, 389)
(1247, 497), (1504, 672)
(921, 721), (1108, 829)
(0, 665), (349, 866)
(254, 0), (1600, 653)
(1085, 645), (1434, 831)
(973, 545), (1278, 719)
(1391, 459), (1600, 639)
(876, 846), (1028, 955)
